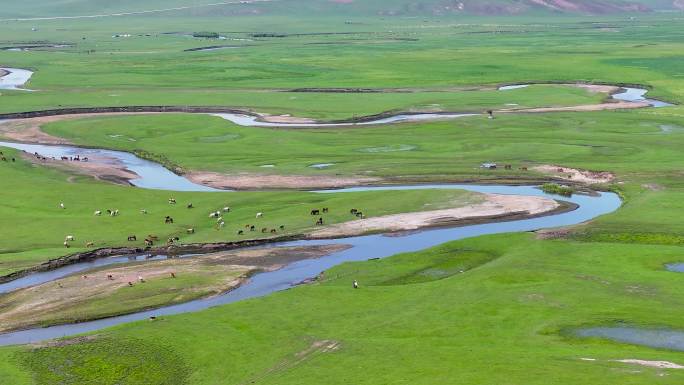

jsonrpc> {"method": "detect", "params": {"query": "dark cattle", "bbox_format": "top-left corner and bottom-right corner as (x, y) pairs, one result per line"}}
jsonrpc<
(504, 164), (512, 170)
(237, 230), (244, 235)
(107, 274), (114, 280)
(322, 208), (329, 213)
(128, 235), (137, 241)
(148, 235), (159, 241)
(350, 208), (358, 215)
(310, 209), (320, 216)
(170, 272), (176, 278)
(261, 228), (268, 233)
(270, 229), (277, 234)
(250, 225), (256, 231)
(165, 216), (174, 224)
(279, 225), (285, 230)
(128, 282), (134, 287)
(11, 158), (15, 162)
(519, 167), (528, 171)
(316, 217), (324, 226)
(355, 212), (364, 218)
(144, 239), (154, 247)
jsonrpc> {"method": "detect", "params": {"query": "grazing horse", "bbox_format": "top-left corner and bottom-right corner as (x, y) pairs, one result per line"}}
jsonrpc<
(127, 235), (137, 241)
(310, 209), (321, 216)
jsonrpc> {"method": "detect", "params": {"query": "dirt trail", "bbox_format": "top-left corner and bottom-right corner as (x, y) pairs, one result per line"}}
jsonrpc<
(309, 193), (560, 238)
(499, 101), (649, 114)
(188, 171), (381, 190)
(0, 245), (348, 333)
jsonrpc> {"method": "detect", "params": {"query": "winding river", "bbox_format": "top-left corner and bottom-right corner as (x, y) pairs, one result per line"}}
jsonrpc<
(0, 71), (656, 345)
(0, 185), (621, 346)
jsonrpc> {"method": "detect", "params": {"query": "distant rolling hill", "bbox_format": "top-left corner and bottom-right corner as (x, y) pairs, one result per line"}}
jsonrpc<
(1, 0), (683, 19)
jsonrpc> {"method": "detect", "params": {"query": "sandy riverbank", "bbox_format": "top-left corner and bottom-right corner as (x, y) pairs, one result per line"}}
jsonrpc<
(0, 244), (349, 334)
(309, 193), (561, 238)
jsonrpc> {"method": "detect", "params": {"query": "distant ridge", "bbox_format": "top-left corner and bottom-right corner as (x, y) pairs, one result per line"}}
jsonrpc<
(1, 0), (683, 19)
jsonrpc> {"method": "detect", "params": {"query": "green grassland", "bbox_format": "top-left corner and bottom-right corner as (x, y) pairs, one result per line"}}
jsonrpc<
(0, 146), (480, 276)
(6, 233), (684, 384)
(1, 14), (684, 117)
(2, 4), (684, 385)
(42, 106), (684, 181)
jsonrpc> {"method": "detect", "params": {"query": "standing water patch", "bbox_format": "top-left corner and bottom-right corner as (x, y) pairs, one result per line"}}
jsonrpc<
(576, 327), (684, 352)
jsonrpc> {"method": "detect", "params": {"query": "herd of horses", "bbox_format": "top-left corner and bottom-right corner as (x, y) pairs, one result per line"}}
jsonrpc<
(61, 197), (367, 249)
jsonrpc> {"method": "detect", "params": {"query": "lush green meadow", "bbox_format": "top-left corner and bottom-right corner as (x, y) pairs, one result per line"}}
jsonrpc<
(0, 146), (479, 276)
(3, 3), (684, 384)
(6, 233), (684, 384)
(43, 106), (684, 181)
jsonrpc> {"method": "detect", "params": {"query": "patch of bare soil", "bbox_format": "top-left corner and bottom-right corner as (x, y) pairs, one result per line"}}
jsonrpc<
(309, 193), (559, 238)
(642, 183), (665, 191)
(0, 244), (348, 333)
(615, 359), (684, 369)
(533, 165), (615, 185)
(571, 83), (621, 94)
(187, 171), (381, 190)
(20, 152), (138, 186)
(535, 227), (574, 240)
